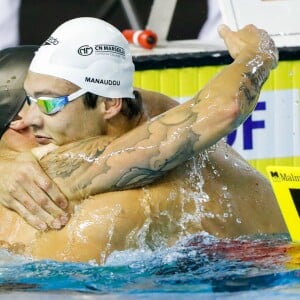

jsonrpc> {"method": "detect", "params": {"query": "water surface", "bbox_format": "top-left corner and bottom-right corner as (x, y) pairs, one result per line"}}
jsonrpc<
(0, 233), (300, 299)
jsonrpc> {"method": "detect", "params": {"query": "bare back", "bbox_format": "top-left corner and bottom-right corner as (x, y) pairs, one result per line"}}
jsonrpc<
(0, 137), (286, 263)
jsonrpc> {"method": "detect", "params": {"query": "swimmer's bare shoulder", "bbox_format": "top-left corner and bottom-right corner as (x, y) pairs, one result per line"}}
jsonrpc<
(37, 89), (180, 200)
(136, 88), (179, 118)
(37, 25), (278, 203)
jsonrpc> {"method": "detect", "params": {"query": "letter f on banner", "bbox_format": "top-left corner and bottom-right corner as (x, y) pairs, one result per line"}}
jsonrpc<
(227, 101), (266, 149)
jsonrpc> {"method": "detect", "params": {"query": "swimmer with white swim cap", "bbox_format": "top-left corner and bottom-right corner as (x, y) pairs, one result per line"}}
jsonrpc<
(0, 18), (287, 263)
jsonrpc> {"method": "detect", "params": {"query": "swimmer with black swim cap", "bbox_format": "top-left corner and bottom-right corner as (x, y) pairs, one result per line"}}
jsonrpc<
(0, 46), (37, 138)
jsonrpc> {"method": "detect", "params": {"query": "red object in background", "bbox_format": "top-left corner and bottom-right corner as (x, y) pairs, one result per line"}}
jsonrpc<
(122, 29), (158, 49)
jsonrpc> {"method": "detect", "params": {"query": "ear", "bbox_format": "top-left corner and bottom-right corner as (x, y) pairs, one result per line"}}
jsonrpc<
(103, 98), (122, 120)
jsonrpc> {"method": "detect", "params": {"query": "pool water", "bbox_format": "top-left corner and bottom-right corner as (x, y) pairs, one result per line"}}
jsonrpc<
(1, 233), (300, 299)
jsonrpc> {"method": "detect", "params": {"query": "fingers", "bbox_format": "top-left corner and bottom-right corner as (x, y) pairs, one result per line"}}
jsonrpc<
(217, 23), (277, 62)
(218, 23), (258, 38)
(218, 24), (246, 59)
(33, 174), (68, 210)
(217, 24), (231, 39)
(5, 179), (69, 230)
(0, 154), (70, 230)
(5, 195), (68, 231)
(13, 161), (67, 210)
(25, 181), (69, 227)
(18, 151), (69, 210)
(8, 199), (48, 231)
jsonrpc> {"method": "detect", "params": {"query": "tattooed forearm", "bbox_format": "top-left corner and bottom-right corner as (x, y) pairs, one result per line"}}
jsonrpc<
(37, 28), (277, 201)
(104, 167), (165, 190)
(237, 63), (269, 119)
(40, 136), (113, 178)
(243, 69), (268, 100)
(40, 106), (201, 197)
(109, 137), (199, 190)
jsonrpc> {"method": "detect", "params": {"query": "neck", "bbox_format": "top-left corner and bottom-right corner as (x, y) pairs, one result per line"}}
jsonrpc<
(106, 111), (147, 137)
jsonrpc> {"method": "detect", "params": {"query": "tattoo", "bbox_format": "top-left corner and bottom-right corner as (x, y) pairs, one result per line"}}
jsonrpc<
(41, 137), (112, 178)
(239, 83), (257, 106)
(107, 167), (165, 190)
(39, 51), (273, 197)
(40, 108), (201, 195)
(112, 137), (198, 190)
(239, 63), (269, 114)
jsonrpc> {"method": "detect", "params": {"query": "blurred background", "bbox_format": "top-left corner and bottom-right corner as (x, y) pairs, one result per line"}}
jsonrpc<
(19, 0), (208, 45)
(3, 0), (300, 183)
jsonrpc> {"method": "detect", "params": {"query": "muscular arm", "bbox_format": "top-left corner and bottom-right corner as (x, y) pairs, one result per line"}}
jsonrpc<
(37, 25), (277, 201)
(0, 24), (277, 229)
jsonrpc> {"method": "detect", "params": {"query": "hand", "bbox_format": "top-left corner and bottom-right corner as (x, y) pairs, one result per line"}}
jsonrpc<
(0, 152), (69, 230)
(218, 24), (278, 69)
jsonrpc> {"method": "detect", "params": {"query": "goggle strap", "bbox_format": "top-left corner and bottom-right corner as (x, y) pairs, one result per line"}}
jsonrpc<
(68, 88), (87, 101)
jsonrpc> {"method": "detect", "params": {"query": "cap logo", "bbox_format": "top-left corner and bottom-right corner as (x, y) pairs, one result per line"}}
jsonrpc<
(78, 45), (93, 56)
(77, 44), (125, 59)
(94, 44), (125, 57)
(43, 36), (59, 46)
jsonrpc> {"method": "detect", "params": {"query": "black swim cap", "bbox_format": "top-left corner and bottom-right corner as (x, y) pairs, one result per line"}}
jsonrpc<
(0, 45), (38, 138)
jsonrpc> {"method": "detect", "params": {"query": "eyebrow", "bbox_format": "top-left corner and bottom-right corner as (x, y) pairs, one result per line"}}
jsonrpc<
(30, 90), (66, 98)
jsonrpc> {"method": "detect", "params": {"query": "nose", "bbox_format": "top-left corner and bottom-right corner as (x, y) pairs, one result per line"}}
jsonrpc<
(23, 101), (44, 128)
(9, 118), (28, 131)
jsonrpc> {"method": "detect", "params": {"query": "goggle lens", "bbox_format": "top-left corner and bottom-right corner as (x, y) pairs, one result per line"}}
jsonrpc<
(26, 96), (68, 115)
(37, 97), (68, 115)
(26, 89), (86, 115)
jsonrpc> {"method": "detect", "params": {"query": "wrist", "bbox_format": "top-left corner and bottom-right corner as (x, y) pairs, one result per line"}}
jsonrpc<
(237, 45), (278, 70)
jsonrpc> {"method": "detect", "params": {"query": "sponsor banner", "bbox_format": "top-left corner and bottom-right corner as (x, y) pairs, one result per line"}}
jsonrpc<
(267, 165), (300, 242)
(227, 89), (300, 160)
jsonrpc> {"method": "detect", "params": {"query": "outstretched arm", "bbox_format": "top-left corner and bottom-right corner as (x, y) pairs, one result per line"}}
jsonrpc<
(0, 24), (277, 229)
(37, 24), (277, 200)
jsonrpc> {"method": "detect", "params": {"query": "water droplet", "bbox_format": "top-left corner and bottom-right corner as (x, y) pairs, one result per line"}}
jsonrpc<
(223, 192), (231, 199)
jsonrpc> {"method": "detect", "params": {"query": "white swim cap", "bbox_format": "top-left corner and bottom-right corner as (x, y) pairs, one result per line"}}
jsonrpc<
(29, 17), (135, 98)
